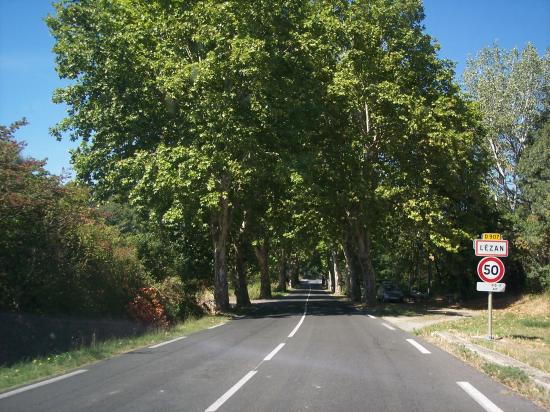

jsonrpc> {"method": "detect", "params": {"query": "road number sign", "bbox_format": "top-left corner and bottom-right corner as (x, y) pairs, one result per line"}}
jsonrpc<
(482, 233), (501, 240)
(476, 282), (505, 292)
(474, 239), (508, 257)
(477, 257), (505, 283)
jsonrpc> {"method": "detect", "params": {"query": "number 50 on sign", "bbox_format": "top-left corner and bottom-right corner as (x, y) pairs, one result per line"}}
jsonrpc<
(477, 256), (505, 283)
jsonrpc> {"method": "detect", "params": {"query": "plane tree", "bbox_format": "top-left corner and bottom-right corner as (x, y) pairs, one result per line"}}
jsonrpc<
(47, 0), (314, 311)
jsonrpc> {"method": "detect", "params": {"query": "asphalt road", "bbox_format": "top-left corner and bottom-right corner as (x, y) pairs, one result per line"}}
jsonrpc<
(0, 280), (542, 411)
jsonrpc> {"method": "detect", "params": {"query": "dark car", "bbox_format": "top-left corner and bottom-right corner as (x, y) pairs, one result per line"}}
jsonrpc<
(376, 282), (404, 303)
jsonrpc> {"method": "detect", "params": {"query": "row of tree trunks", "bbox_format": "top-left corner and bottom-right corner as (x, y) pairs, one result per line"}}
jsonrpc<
(341, 220), (377, 305)
(289, 260), (300, 287)
(342, 230), (362, 302)
(353, 223), (377, 306)
(211, 195), (232, 312)
(327, 253), (335, 292)
(254, 238), (272, 299)
(332, 250), (342, 295)
(277, 249), (287, 292)
(232, 226), (251, 308)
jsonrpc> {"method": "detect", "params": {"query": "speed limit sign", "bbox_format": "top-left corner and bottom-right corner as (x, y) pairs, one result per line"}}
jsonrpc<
(477, 256), (505, 283)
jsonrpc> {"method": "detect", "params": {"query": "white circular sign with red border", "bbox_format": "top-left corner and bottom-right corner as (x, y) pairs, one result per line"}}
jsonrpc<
(477, 256), (505, 283)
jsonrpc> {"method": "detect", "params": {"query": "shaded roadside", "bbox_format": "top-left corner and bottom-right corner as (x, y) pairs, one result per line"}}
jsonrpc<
(0, 312), (150, 367)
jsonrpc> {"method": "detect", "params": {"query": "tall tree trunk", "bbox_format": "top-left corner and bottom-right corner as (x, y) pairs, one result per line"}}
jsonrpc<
(332, 250), (342, 295)
(233, 237), (251, 307)
(277, 249), (287, 292)
(342, 231), (361, 302)
(353, 222), (377, 306)
(254, 238), (271, 299)
(434, 259), (442, 290)
(341, 243), (351, 296)
(211, 196), (231, 312)
(427, 257), (432, 297)
(328, 253), (335, 293)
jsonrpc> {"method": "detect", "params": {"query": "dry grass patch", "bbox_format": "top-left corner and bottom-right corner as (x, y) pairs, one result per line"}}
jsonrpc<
(422, 293), (550, 373)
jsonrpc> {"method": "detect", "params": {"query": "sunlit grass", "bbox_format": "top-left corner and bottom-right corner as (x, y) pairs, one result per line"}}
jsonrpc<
(422, 310), (550, 373)
(246, 280), (286, 300)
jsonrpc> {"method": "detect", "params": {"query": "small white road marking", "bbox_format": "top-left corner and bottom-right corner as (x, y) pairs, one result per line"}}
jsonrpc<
(205, 371), (257, 412)
(208, 322), (226, 330)
(367, 314), (376, 319)
(381, 323), (396, 331)
(406, 339), (431, 354)
(457, 381), (503, 412)
(149, 336), (186, 349)
(0, 370), (87, 400)
(263, 343), (286, 361)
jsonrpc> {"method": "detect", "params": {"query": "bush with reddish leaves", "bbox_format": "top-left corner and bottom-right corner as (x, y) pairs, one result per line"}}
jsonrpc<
(127, 287), (169, 328)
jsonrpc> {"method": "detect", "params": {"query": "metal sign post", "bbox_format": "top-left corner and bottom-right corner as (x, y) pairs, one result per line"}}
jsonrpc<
(487, 292), (493, 340)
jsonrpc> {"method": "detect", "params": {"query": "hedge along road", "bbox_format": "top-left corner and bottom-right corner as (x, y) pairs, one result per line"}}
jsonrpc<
(0, 280), (541, 412)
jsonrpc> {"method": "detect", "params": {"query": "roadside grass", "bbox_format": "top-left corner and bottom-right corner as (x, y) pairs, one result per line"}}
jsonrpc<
(0, 314), (229, 392)
(481, 363), (529, 385)
(420, 294), (550, 374)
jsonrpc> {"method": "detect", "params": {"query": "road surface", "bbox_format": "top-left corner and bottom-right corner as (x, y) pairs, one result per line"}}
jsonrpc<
(0, 280), (541, 411)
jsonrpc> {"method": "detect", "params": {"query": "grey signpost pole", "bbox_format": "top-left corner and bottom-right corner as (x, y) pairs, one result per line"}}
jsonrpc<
(487, 291), (493, 340)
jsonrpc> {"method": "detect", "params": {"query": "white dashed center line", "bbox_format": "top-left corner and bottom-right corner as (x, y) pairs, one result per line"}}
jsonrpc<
(204, 284), (313, 411)
(205, 371), (257, 412)
(381, 323), (396, 331)
(263, 343), (286, 361)
(367, 314), (376, 319)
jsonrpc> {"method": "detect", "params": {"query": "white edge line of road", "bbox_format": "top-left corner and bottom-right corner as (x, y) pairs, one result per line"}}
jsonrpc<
(205, 370), (257, 412)
(263, 343), (286, 361)
(406, 338), (431, 354)
(456, 381), (503, 412)
(381, 322), (396, 331)
(208, 322), (226, 330)
(149, 336), (186, 349)
(367, 314), (376, 319)
(0, 369), (88, 400)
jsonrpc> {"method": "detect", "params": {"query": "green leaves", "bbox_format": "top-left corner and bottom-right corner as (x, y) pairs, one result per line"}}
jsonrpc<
(46, 0), (523, 300)
(463, 43), (550, 210)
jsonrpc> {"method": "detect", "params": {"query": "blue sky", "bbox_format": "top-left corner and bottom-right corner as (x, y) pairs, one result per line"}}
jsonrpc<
(1, 0), (549, 176)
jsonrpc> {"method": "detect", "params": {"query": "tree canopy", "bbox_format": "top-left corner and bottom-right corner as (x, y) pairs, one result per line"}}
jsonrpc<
(42, 0), (550, 312)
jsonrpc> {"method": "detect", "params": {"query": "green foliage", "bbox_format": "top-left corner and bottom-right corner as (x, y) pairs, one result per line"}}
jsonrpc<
(43, 0), (543, 303)
(516, 111), (550, 290)
(463, 43), (550, 210)
(463, 43), (550, 292)
(0, 121), (146, 316)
